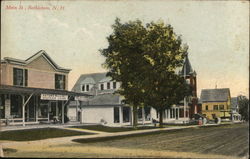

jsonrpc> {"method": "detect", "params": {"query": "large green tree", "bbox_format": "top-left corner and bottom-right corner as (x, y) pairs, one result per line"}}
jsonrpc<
(100, 18), (190, 127)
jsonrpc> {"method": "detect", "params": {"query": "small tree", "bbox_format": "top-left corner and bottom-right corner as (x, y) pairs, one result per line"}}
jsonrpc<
(238, 95), (249, 121)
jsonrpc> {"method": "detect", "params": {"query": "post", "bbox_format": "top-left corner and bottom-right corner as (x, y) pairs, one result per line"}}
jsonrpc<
(22, 95), (25, 126)
(142, 107), (145, 125)
(62, 101), (64, 124)
(47, 104), (50, 122)
(35, 96), (38, 122)
(119, 106), (123, 124)
(76, 100), (79, 121)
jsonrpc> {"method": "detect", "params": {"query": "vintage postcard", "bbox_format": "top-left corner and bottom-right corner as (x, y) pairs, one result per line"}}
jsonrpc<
(0, 0), (249, 158)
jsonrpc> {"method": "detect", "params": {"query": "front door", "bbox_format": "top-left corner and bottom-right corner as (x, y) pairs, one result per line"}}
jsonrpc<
(49, 101), (58, 121)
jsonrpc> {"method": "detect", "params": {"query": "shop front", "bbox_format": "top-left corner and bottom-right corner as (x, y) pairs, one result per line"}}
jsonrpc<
(0, 85), (90, 126)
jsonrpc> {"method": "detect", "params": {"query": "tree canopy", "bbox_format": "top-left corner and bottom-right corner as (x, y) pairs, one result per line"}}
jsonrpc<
(100, 18), (191, 127)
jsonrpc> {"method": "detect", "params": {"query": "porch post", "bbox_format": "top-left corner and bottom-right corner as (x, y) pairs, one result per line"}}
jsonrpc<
(62, 101), (64, 124)
(35, 96), (38, 123)
(142, 107), (145, 125)
(130, 106), (133, 126)
(22, 95), (25, 126)
(177, 108), (180, 119)
(171, 108), (173, 119)
(56, 101), (58, 117)
(47, 104), (50, 122)
(168, 109), (170, 119)
(119, 106), (123, 124)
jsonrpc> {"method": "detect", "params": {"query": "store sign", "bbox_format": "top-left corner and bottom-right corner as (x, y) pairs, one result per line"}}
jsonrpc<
(41, 94), (68, 100)
(74, 96), (88, 101)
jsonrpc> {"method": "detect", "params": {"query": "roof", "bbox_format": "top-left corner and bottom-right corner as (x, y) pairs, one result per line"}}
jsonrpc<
(2, 50), (71, 73)
(231, 97), (238, 109)
(0, 85), (91, 97)
(200, 88), (230, 102)
(179, 54), (196, 76)
(79, 93), (121, 106)
(72, 72), (108, 92)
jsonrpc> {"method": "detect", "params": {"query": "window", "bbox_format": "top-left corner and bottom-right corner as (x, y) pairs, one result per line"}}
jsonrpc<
(219, 105), (224, 110)
(122, 107), (130, 123)
(81, 85), (85, 92)
(113, 82), (117, 89)
(213, 105), (218, 110)
(114, 107), (120, 123)
(55, 74), (65, 90)
(205, 105), (208, 110)
(11, 95), (23, 118)
(13, 68), (28, 86)
(100, 84), (104, 90)
(86, 85), (89, 91)
(107, 82), (110, 89)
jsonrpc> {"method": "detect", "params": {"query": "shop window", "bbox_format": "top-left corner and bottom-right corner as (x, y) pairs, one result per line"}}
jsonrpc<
(113, 82), (117, 89)
(122, 107), (130, 123)
(13, 68), (28, 86)
(144, 106), (151, 121)
(10, 95), (23, 118)
(0, 95), (5, 118)
(114, 107), (120, 123)
(213, 105), (218, 110)
(219, 105), (224, 110)
(107, 82), (110, 89)
(55, 74), (65, 90)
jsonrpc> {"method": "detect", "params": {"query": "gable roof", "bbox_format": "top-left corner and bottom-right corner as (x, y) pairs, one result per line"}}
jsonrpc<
(2, 50), (71, 73)
(72, 72), (108, 92)
(200, 88), (230, 102)
(87, 93), (121, 105)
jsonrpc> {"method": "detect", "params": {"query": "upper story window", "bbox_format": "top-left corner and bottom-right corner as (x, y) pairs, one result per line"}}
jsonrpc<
(86, 85), (89, 91)
(13, 68), (28, 87)
(81, 85), (85, 92)
(213, 105), (218, 110)
(107, 82), (110, 89)
(55, 74), (65, 90)
(205, 105), (208, 110)
(219, 105), (224, 110)
(113, 82), (117, 89)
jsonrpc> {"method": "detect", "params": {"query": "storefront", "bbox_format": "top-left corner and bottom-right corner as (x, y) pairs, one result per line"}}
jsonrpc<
(0, 85), (90, 126)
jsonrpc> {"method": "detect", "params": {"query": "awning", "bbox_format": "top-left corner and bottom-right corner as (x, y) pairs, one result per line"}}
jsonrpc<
(0, 85), (91, 97)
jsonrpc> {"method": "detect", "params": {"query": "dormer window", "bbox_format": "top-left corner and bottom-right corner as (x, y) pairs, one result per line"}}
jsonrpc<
(107, 82), (110, 89)
(81, 84), (90, 92)
(113, 82), (116, 89)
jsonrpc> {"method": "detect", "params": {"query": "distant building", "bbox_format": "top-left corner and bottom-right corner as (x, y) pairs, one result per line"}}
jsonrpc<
(200, 88), (231, 120)
(0, 50), (89, 126)
(230, 97), (241, 121)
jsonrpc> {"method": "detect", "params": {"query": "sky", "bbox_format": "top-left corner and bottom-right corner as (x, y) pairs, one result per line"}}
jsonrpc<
(1, 0), (249, 98)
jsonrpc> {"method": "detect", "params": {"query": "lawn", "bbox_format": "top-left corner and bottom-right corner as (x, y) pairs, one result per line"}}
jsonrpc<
(0, 128), (93, 141)
(70, 124), (159, 132)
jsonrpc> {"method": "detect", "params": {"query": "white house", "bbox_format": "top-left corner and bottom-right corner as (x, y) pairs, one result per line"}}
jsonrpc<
(68, 55), (199, 126)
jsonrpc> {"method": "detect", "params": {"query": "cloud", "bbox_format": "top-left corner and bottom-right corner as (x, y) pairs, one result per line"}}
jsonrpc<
(49, 18), (69, 28)
(74, 27), (94, 39)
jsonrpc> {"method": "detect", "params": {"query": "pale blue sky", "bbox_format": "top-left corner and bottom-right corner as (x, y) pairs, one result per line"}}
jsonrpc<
(1, 0), (249, 97)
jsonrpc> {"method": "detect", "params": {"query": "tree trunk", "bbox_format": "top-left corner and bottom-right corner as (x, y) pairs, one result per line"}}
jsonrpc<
(159, 108), (164, 128)
(133, 105), (138, 129)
